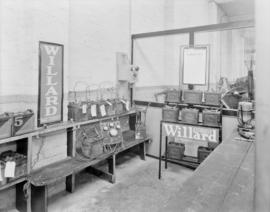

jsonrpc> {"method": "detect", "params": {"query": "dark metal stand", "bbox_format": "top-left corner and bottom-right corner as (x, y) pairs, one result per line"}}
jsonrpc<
(158, 120), (222, 180)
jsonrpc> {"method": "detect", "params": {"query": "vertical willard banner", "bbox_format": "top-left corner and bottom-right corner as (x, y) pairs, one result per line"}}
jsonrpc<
(38, 41), (64, 126)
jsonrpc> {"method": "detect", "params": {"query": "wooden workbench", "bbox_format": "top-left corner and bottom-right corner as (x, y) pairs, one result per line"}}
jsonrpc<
(158, 132), (254, 212)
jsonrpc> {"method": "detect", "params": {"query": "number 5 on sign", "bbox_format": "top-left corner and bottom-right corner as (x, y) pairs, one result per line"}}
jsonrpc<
(12, 110), (35, 136)
(14, 116), (24, 127)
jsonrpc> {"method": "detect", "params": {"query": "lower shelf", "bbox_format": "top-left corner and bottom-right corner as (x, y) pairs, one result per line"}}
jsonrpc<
(162, 156), (199, 169)
(30, 137), (150, 186)
(0, 176), (27, 191)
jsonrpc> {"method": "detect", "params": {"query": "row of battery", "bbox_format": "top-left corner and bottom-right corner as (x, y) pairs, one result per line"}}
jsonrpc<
(165, 89), (221, 106)
(162, 107), (221, 127)
(68, 99), (130, 122)
(0, 109), (35, 139)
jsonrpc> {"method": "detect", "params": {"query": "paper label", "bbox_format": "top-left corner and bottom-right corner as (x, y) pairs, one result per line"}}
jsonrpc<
(106, 100), (112, 106)
(100, 105), (107, 117)
(125, 101), (130, 111)
(135, 132), (141, 140)
(91, 105), (97, 117)
(198, 112), (203, 123)
(121, 100), (130, 111)
(4, 161), (16, 178)
(82, 104), (87, 114)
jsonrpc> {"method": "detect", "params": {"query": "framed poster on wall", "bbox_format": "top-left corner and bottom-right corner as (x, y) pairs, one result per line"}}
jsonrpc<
(38, 41), (64, 127)
(181, 46), (209, 85)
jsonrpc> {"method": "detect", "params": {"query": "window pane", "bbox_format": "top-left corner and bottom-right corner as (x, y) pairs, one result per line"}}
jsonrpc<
(133, 34), (189, 102)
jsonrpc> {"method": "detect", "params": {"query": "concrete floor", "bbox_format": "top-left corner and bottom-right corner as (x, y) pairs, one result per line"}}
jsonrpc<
(49, 153), (193, 212)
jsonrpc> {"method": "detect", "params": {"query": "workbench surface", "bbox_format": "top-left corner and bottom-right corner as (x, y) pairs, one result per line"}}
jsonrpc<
(159, 132), (254, 212)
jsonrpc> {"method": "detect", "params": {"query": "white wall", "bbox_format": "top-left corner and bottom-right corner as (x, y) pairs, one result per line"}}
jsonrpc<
(68, 0), (130, 90)
(132, 0), (225, 156)
(0, 0), (69, 96)
(0, 0), (70, 120)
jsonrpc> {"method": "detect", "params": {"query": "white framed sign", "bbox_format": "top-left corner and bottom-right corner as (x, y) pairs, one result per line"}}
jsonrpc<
(181, 46), (209, 85)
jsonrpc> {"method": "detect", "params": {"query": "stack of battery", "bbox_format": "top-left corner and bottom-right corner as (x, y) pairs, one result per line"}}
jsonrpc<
(0, 110), (35, 138)
(0, 151), (27, 182)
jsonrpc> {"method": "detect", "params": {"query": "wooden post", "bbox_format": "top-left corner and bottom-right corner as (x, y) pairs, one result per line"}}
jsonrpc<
(165, 137), (168, 169)
(66, 127), (76, 193)
(31, 185), (47, 212)
(139, 141), (146, 160)
(255, 1), (270, 211)
(107, 155), (116, 183)
(16, 181), (28, 212)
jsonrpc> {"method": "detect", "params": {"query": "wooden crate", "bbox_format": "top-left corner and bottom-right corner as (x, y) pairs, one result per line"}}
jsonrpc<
(166, 90), (181, 103)
(198, 147), (212, 163)
(204, 92), (221, 106)
(0, 152), (27, 181)
(162, 107), (179, 122)
(76, 123), (104, 159)
(0, 113), (12, 139)
(87, 101), (100, 120)
(68, 102), (88, 122)
(181, 108), (199, 124)
(12, 110), (35, 136)
(167, 142), (185, 160)
(202, 110), (221, 126)
(183, 90), (203, 105)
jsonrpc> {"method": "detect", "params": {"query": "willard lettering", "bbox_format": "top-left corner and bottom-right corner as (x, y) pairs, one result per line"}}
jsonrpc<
(163, 123), (218, 143)
(44, 45), (59, 117)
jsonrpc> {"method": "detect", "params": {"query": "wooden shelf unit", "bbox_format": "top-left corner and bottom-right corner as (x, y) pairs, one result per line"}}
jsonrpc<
(159, 101), (223, 178)
(0, 109), (149, 212)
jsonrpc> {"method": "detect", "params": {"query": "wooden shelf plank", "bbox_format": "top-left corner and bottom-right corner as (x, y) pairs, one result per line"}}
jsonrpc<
(0, 176), (27, 191)
(121, 137), (150, 152)
(30, 137), (149, 187)
(0, 109), (143, 145)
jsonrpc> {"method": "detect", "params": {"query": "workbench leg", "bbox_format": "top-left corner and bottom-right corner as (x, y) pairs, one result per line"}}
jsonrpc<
(31, 185), (48, 212)
(16, 181), (28, 212)
(66, 174), (76, 193)
(107, 155), (116, 183)
(158, 122), (162, 180)
(165, 137), (168, 169)
(139, 142), (146, 160)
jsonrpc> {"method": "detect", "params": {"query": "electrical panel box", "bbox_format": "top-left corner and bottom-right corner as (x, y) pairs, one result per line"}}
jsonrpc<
(116, 52), (139, 83)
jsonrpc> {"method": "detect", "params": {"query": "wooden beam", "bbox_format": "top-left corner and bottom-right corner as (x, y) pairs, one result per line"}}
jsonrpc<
(132, 20), (254, 39)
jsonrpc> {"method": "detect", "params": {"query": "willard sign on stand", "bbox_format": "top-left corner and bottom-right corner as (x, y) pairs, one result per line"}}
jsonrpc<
(162, 123), (219, 157)
(38, 42), (64, 126)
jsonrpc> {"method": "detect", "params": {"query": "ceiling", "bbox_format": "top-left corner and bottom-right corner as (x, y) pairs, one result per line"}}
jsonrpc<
(214, 0), (254, 17)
